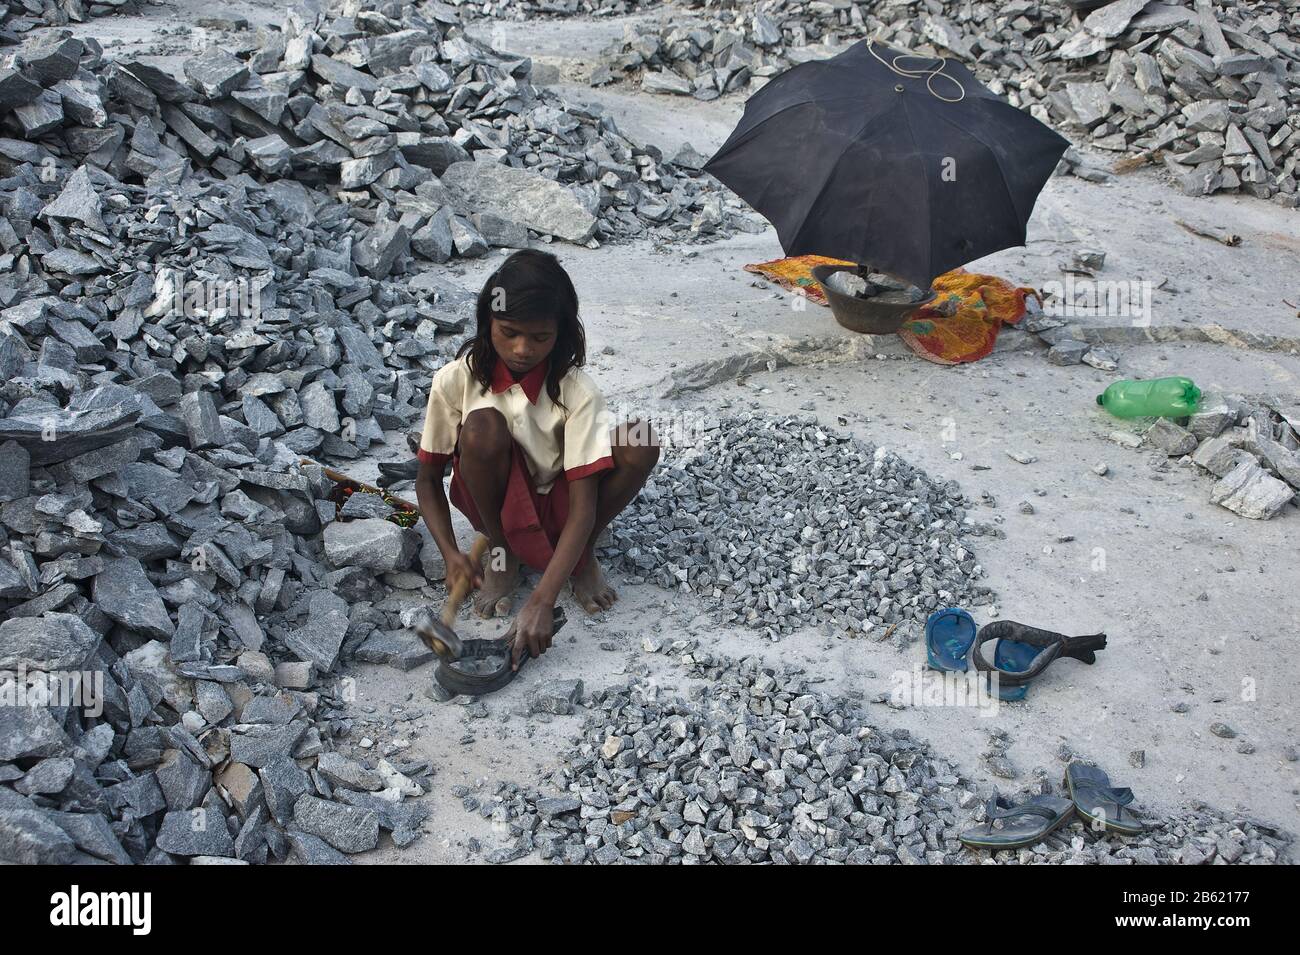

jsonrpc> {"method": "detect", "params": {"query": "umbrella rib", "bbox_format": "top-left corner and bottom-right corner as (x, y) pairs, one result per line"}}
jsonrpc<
(925, 104), (1029, 228)
(898, 102), (934, 285)
(787, 103), (898, 258)
(709, 91), (886, 162)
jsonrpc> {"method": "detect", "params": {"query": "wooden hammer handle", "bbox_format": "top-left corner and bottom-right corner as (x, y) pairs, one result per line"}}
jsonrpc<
(441, 535), (490, 625)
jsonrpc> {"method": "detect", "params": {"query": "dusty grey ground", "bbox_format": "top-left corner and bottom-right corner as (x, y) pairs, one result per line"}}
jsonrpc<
(41, 0), (1300, 863)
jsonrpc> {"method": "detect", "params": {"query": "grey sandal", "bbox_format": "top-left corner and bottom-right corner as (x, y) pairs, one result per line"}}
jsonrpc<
(1065, 762), (1146, 836)
(959, 792), (1076, 851)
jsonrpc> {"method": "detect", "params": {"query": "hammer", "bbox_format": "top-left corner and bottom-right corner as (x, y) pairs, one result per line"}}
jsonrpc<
(415, 534), (490, 661)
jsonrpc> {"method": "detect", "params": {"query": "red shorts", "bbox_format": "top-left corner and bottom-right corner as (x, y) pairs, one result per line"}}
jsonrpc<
(447, 441), (589, 574)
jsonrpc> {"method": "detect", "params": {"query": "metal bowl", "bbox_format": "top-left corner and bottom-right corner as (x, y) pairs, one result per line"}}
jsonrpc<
(812, 264), (935, 335)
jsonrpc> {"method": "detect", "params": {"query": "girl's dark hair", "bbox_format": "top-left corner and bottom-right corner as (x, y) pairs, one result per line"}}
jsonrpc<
(457, 249), (585, 409)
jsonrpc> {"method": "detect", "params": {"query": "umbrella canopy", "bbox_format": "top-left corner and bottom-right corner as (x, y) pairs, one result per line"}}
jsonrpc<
(704, 39), (1070, 290)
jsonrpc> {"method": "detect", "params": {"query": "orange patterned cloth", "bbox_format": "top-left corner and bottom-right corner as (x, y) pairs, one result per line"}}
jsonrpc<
(744, 256), (1036, 365)
(743, 254), (853, 305)
(898, 270), (1037, 365)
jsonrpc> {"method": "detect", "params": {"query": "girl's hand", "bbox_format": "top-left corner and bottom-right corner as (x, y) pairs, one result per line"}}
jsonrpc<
(444, 550), (483, 598)
(511, 596), (554, 669)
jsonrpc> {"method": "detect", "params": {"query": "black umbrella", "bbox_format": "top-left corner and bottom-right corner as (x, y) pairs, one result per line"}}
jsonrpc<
(704, 39), (1069, 291)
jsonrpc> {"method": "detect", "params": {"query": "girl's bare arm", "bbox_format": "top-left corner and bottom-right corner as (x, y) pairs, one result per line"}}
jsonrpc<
(415, 458), (481, 590)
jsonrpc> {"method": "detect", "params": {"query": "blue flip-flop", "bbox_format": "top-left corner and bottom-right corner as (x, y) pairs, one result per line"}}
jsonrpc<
(925, 608), (1029, 702)
(925, 607), (977, 672)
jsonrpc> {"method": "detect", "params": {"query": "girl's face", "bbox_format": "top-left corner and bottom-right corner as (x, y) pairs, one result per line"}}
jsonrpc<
(491, 316), (558, 376)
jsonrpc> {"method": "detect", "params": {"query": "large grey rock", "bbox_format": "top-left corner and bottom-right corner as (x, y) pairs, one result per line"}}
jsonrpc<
(40, 166), (108, 234)
(332, 788), (429, 834)
(399, 136), (469, 173)
(156, 808), (236, 857)
(411, 208), (454, 262)
(195, 680), (233, 725)
(1083, 0), (1155, 39)
(259, 758), (312, 826)
(0, 68), (44, 111)
(1188, 398), (1236, 440)
(155, 749), (211, 810)
(14, 757), (75, 796)
(245, 134), (292, 175)
(49, 434), (144, 484)
(355, 629), (435, 671)
(285, 827), (352, 864)
(1182, 100), (1231, 133)
(299, 381), (341, 433)
(353, 219), (410, 279)
(641, 69), (693, 95)
(0, 808), (77, 864)
(0, 612), (101, 671)
(292, 794), (380, 853)
(21, 36), (85, 84)
(323, 519), (416, 573)
(105, 774), (166, 818)
(317, 752), (384, 792)
(14, 89), (64, 136)
(0, 440), (30, 502)
(1209, 461), (1295, 520)
(0, 697), (73, 761)
(311, 54), (381, 93)
(230, 721), (309, 769)
(0, 557), (30, 600)
(1193, 435), (1254, 477)
(0, 405), (139, 467)
(1046, 340), (1089, 366)
(93, 557), (174, 638)
(179, 390), (226, 449)
(284, 591), (350, 671)
(449, 214), (488, 257)
(1145, 418), (1198, 456)
(48, 810), (133, 865)
(183, 48), (249, 98)
(1065, 82), (1112, 127)
(441, 161), (597, 243)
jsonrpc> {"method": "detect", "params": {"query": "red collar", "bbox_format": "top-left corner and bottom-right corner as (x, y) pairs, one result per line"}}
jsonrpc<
(489, 359), (548, 404)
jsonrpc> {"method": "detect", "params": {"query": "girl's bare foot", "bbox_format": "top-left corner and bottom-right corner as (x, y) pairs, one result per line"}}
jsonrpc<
(474, 548), (519, 618)
(571, 552), (617, 613)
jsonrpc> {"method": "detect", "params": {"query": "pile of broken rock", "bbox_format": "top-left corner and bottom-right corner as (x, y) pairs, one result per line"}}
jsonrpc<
(3, 0), (760, 256)
(465, 659), (1291, 864)
(1140, 395), (1300, 520)
(600, 412), (997, 640)
(599, 0), (1300, 205)
(0, 2), (588, 865)
(1, 0), (141, 40)
(445, 0), (661, 21)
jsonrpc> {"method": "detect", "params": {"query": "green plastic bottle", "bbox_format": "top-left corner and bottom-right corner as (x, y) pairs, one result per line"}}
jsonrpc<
(1096, 377), (1202, 419)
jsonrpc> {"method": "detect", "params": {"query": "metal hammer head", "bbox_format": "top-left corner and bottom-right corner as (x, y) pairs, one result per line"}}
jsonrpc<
(415, 615), (463, 661)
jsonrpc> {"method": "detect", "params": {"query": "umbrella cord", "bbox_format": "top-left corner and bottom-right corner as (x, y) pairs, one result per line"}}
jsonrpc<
(868, 37), (966, 104)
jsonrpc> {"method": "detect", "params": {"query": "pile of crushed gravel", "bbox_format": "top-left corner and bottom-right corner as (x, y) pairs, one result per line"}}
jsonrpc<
(599, 412), (996, 640)
(444, 0), (661, 20)
(462, 658), (1291, 864)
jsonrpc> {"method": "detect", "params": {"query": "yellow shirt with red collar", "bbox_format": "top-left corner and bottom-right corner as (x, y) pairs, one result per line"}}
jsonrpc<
(417, 355), (614, 493)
